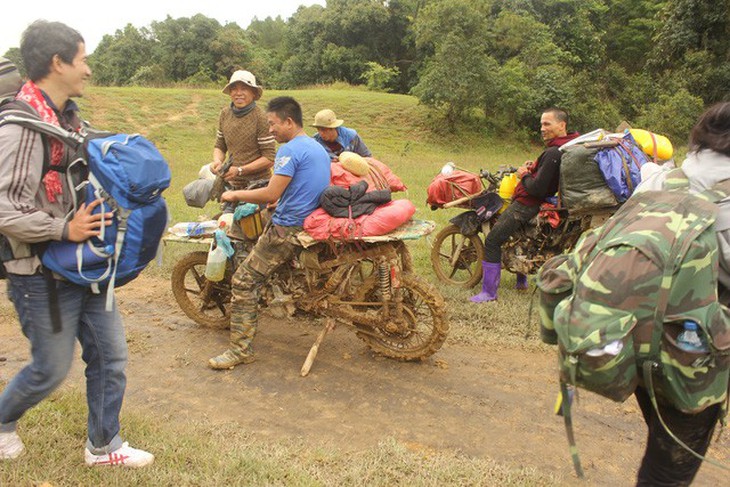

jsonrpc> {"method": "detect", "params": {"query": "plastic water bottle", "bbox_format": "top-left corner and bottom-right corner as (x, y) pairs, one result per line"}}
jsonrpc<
(205, 229), (234, 282)
(676, 321), (708, 353)
(168, 220), (218, 237)
(204, 244), (227, 282)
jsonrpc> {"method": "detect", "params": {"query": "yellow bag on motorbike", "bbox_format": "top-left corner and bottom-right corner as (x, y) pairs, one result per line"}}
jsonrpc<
(629, 129), (673, 161)
(498, 173), (518, 201)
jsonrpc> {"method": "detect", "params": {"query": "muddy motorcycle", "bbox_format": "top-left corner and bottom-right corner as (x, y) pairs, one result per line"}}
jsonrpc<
(430, 166), (614, 288)
(167, 217), (448, 375)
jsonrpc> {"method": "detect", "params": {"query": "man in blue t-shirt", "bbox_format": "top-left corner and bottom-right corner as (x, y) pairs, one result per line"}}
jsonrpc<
(209, 96), (331, 370)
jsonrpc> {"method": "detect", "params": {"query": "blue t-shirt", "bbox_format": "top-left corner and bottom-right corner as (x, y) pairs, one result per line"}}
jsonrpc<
(272, 135), (331, 226)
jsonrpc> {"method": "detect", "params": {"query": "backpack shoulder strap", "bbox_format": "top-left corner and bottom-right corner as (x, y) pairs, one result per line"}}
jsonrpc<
(641, 362), (730, 472)
(701, 179), (730, 204)
(1, 99), (70, 172)
(0, 102), (84, 149)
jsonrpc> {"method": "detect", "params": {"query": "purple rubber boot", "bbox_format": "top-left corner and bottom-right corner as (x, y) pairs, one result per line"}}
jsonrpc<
(469, 261), (501, 303)
(515, 272), (528, 290)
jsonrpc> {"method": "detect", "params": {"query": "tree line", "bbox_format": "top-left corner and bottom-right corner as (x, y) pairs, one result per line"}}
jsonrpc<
(4, 0), (729, 141)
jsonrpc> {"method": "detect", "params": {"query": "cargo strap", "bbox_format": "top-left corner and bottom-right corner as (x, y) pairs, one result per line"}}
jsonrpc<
(649, 131), (658, 163)
(559, 381), (584, 478)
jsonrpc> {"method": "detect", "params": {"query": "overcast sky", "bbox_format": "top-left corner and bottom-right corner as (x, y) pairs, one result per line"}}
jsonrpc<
(3, 1), (326, 54)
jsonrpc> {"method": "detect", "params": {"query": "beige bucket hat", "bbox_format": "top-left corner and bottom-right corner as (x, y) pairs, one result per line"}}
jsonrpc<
(312, 109), (344, 128)
(222, 70), (263, 99)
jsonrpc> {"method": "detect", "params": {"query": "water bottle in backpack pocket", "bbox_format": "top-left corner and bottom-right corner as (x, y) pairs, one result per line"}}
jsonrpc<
(659, 311), (730, 413)
(537, 169), (730, 476)
(555, 304), (640, 402)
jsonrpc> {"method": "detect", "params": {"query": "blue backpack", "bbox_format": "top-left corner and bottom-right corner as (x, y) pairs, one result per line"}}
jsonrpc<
(0, 103), (170, 309)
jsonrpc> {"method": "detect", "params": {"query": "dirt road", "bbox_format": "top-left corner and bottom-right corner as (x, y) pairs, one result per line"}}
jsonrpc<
(1, 274), (727, 485)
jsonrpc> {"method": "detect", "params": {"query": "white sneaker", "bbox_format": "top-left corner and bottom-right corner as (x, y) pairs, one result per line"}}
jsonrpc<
(0, 431), (25, 460)
(85, 442), (154, 467)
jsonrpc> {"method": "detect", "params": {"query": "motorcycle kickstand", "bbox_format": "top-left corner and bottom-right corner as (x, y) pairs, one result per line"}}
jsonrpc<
(300, 318), (336, 377)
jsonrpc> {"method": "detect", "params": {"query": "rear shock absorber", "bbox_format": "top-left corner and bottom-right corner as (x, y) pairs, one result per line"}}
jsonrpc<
(378, 262), (391, 301)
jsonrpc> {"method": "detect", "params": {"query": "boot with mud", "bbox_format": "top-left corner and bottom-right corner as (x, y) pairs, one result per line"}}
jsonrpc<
(470, 261), (501, 303)
(208, 349), (256, 370)
(210, 287), (259, 370)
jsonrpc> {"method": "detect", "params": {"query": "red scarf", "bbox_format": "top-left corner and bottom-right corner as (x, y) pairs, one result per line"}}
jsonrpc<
(546, 132), (580, 148)
(15, 81), (64, 202)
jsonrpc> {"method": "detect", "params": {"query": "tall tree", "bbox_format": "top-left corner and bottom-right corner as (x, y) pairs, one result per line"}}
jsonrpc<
(648, 0), (730, 103)
(150, 15), (223, 82)
(90, 24), (154, 86)
(277, 0), (418, 89)
(601, 0), (665, 72)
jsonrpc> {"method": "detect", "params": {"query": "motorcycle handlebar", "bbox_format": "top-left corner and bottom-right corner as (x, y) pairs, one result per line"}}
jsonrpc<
(479, 166), (517, 185)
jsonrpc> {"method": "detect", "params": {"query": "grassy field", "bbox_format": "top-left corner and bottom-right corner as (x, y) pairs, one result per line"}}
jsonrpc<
(0, 390), (558, 486)
(0, 86), (579, 485)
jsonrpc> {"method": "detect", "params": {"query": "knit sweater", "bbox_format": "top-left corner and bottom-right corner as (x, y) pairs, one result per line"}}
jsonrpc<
(214, 105), (276, 188)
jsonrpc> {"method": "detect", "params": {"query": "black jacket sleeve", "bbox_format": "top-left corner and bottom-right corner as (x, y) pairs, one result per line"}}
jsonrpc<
(520, 147), (562, 199)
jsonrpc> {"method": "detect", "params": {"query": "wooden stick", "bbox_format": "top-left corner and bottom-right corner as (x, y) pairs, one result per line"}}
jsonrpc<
(300, 318), (336, 377)
(442, 192), (480, 209)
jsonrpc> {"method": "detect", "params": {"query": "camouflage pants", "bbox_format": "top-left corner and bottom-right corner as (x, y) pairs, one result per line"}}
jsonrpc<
(228, 224), (302, 357)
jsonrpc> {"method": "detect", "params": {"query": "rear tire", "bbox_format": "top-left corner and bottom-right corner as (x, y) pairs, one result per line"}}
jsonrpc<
(353, 273), (449, 360)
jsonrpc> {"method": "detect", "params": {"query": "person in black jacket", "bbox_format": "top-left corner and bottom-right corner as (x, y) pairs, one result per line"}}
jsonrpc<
(470, 108), (579, 303)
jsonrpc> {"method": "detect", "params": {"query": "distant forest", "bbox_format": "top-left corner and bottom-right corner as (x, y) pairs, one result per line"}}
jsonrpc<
(5, 0), (729, 139)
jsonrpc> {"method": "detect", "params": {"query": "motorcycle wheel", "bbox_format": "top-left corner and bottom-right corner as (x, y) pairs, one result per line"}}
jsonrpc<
(353, 273), (449, 360)
(170, 251), (231, 329)
(430, 224), (485, 288)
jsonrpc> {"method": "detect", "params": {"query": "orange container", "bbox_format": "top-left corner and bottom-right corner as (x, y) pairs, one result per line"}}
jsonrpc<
(239, 212), (263, 240)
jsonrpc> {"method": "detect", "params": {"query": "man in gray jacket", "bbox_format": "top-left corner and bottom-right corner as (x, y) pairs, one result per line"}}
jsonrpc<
(0, 20), (153, 467)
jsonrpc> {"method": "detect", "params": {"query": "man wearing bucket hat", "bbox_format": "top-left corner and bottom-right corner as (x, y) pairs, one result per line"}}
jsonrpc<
(211, 70), (275, 190)
(312, 108), (372, 161)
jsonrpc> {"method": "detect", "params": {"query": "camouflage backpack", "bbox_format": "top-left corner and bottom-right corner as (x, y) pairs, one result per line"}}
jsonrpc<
(537, 168), (730, 476)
